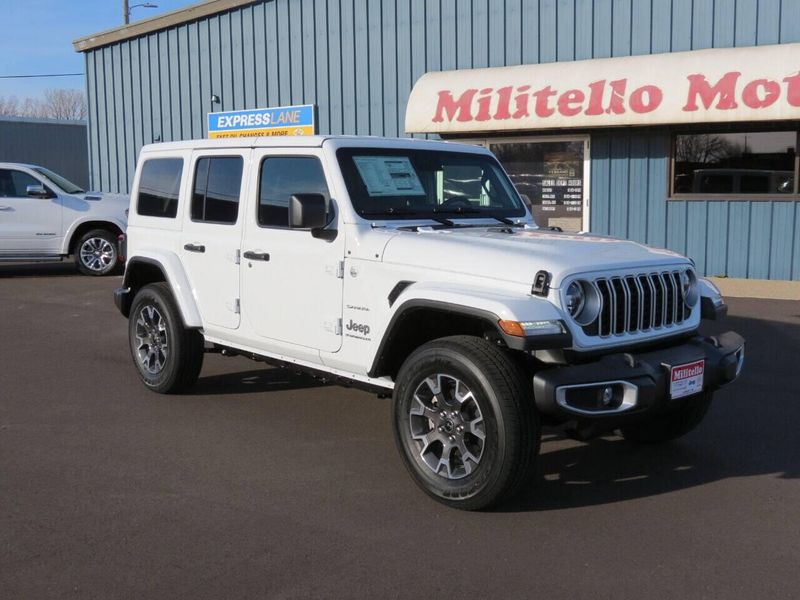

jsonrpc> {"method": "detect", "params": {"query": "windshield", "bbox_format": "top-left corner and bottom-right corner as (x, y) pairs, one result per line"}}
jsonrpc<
(32, 167), (84, 194)
(337, 147), (527, 221)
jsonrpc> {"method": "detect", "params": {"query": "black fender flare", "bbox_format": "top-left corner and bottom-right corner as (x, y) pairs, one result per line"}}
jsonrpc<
(367, 299), (572, 378)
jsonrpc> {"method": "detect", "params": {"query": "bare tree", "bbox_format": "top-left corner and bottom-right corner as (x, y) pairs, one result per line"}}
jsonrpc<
(0, 96), (21, 116)
(0, 89), (86, 120)
(41, 89), (87, 120)
(675, 134), (741, 164)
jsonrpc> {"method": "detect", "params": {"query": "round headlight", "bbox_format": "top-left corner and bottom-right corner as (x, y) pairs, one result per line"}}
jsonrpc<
(680, 269), (699, 307)
(565, 280), (602, 326)
(565, 281), (585, 317)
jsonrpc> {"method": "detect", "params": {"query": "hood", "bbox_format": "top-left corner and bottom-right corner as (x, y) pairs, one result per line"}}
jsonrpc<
(78, 191), (130, 205)
(381, 227), (688, 287)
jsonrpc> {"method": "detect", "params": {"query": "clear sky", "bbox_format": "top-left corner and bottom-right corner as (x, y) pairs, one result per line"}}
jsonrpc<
(1, 0), (194, 100)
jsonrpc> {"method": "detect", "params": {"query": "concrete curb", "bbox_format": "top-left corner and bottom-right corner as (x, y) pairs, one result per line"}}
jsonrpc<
(708, 277), (800, 301)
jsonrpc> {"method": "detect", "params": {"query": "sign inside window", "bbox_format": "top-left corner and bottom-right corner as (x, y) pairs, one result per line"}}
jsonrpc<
(353, 156), (425, 196)
(490, 141), (584, 232)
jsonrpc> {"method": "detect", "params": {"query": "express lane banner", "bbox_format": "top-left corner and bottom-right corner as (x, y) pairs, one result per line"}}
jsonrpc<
(207, 104), (316, 138)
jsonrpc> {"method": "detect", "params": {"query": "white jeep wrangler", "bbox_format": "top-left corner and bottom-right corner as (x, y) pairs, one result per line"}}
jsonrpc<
(115, 136), (744, 510)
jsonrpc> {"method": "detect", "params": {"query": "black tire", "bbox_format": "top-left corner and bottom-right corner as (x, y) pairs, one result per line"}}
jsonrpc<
(128, 282), (204, 394)
(75, 228), (119, 276)
(392, 335), (539, 511)
(620, 392), (713, 444)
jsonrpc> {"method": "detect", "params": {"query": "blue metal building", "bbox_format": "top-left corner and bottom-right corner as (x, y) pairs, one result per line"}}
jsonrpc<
(0, 117), (89, 189)
(74, 0), (800, 280)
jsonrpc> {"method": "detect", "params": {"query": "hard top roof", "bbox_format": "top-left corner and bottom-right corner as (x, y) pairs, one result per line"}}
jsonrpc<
(138, 135), (491, 154)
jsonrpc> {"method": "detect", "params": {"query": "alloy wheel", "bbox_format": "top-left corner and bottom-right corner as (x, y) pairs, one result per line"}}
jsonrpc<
(408, 373), (486, 479)
(134, 305), (169, 374)
(79, 237), (115, 272)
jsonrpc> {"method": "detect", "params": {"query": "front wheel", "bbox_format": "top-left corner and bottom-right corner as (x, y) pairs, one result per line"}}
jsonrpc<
(393, 336), (540, 511)
(128, 282), (204, 394)
(75, 229), (119, 276)
(620, 392), (713, 444)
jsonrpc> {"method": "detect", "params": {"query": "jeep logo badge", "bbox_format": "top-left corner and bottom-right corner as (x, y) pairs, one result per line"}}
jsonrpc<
(345, 319), (370, 336)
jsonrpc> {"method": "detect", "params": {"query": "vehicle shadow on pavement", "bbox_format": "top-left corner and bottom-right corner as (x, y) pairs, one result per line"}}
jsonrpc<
(498, 308), (800, 512)
(194, 367), (329, 396)
(0, 262), (80, 278)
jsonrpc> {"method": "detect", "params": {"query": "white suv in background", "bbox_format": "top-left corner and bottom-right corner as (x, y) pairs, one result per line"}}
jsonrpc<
(0, 163), (128, 275)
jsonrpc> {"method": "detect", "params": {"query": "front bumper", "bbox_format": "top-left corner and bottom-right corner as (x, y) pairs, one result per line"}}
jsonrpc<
(533, 331), (744, 421)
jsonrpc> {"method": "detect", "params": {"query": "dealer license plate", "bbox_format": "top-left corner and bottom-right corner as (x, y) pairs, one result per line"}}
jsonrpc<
(670, 359), (705, 399)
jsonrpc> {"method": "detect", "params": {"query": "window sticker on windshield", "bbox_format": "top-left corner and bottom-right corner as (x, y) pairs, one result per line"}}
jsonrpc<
(352, 156), (425, 196)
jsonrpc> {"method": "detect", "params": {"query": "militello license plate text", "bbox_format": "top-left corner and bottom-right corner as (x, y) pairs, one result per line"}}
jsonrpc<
(670, 359), (705, 399)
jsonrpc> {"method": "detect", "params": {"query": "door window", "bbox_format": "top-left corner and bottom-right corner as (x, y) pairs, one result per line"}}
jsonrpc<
(257, 157), (330, 228)
(488, 141), (586, 232)
(136, 158), (183, 218)
(0, 169), (40, 198)
(191, 157), (243, 224)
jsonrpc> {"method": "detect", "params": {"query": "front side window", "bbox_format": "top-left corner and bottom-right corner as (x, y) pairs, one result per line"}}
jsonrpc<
(258, 156), (330, 228)
(0, 169), (41, 198)
(672, 130), (797, 197)
(191, 157), (243, 224)
(336, 147), (526, 220)
(137, 158), (183, 218)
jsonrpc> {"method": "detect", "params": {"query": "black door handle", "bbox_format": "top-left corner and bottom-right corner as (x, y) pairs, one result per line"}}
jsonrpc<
(243, 251), (270, 261)
(184, 243), (205, 253)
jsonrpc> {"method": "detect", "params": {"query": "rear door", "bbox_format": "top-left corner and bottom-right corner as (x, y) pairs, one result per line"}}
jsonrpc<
(0, 168), (62, 255)
(180, 151), (247, 330)
(240, 149), (344, 353)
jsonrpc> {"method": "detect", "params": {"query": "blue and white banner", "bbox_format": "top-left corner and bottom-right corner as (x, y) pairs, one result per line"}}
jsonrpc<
(207, 104), (316, 138)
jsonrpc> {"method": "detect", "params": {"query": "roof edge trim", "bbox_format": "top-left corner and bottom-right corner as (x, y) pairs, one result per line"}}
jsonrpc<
(73, 0), (259, 52)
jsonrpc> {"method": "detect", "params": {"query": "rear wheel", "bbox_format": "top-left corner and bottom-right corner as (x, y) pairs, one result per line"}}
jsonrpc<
(393, 336), (539, 511)
(128, 282), (204, 394)
(75, 229), (118, 276)
(620, 392), (713, 444)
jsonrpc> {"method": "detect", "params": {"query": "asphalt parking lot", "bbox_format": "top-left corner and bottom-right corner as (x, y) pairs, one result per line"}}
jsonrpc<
(1, 263), (799, 599)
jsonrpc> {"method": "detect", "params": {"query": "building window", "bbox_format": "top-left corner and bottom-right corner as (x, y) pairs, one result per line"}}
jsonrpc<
(137, 158), (183, 218)
(191, 157), (243, 224)
(258, 157), (329, 228)
(671, 130), (798, 198)
(489, 140), (586, 231)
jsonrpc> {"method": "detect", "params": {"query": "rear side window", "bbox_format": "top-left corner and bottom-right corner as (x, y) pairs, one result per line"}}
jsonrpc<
(258, 157), (329, 228)
(137, 158), (183, 218)
(191, 157), (243, 224)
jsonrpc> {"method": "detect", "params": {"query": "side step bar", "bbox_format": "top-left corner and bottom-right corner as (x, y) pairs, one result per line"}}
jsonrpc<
(0, 255), (64, 262)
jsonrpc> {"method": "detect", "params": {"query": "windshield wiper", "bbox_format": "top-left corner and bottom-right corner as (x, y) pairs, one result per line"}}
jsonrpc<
(433, 207), (519, 226)
(360, 208), (421, 217)
(361, 208), (454, 227)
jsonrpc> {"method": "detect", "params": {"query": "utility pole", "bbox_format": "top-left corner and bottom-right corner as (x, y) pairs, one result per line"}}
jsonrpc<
(124, 1), (157, 24)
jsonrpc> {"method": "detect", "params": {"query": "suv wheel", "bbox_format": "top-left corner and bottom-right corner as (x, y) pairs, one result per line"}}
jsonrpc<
(393, 335), (539, 510)
(620, 392), (713, 444)
(75, 229), (118, 276)
(128, 282), (204, 394)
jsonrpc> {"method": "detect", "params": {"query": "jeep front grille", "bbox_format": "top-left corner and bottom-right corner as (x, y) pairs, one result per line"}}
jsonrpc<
(586, 270), (690, 337)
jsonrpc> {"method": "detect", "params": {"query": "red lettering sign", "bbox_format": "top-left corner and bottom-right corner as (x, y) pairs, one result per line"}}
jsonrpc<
(429, 68), (799, 126)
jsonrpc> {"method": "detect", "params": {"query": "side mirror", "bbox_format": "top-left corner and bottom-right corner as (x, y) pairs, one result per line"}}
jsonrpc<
(289, 194), (328, 230)
(26, 184), (50, 199)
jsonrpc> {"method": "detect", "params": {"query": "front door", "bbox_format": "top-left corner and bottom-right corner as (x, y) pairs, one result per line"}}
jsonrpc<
(180, 151), (246, 330)
(0, 168), (62, 254)
(240, 150), (344, 353)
